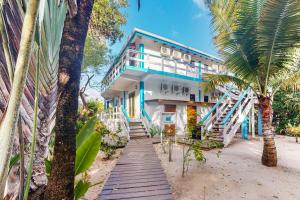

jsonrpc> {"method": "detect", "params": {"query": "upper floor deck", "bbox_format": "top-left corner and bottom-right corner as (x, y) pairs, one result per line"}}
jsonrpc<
(101, 28), (228, 93)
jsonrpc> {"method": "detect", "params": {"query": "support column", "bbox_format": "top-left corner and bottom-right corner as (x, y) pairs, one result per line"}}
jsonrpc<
(242, 117), (248, 140)
(123, 91), (126, 110)
(140, 81), (145, 118)
(258, 109), (263, 136)
(139, 43), (144, 68)
(251, 104), (255, 138)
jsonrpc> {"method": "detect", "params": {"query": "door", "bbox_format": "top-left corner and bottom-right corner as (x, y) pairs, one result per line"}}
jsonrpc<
(129, 92), (135, 118)
(187, 105), (197, 129)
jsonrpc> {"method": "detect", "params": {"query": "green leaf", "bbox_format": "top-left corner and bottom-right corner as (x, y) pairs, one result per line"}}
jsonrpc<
(75, 132), (101, 175)
(45, 158), (52, 175)
(74, 179), (91, 200)
(76, 116), (97, 148)
(9, 154), (20, 174)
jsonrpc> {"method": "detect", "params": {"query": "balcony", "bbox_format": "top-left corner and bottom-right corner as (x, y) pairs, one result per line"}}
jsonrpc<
(101, 49), (227, 93)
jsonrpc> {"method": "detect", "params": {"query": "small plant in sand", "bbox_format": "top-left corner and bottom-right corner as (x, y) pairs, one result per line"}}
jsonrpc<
(287, 124), (300, 143)
(182, 123), (206, 177)
(149, 125), (161, 138)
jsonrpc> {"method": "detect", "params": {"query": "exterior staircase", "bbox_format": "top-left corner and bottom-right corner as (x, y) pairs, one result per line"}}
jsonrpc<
(129, 121), (148, 139)
(202, 86), (255, 146)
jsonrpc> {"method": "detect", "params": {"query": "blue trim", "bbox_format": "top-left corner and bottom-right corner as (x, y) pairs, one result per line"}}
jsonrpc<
(141, 108), (152, 123)
(139, 44), (144, 68)
(242, 117), (248, 140)
(258, 109), (263, 136)
(198, 62), (201, 79)
(201, 91), (229, 123)
(221, 89), (250, 125)
(140, 81), (145, 118)
(123, 91), (126, 110)
(102, 65), (202, 93)
(121, 106), (131, 123)
(126, 66), (201, 82)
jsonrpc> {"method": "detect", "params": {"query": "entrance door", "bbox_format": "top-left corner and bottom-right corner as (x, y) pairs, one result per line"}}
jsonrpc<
(129, 92), (135, 118)
(187, 105), (197, 129)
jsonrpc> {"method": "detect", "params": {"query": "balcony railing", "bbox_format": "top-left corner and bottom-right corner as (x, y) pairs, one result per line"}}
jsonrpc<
(101, 49), (227, 92)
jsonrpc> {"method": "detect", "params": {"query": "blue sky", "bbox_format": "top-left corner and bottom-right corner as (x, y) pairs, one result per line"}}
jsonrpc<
(87, 0), (218, 99)
(110, 0), (218, 57)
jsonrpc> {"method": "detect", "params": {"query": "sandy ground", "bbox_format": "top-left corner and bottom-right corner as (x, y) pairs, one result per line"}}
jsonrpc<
(154, 135), (300, 200)
(82, 149), (123, 200)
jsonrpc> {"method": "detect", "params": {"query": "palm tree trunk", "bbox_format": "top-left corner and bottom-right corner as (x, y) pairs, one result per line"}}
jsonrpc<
(258, 96), (277, 167)
(43, 0), (93, 199)
(0, 0), (40, 196)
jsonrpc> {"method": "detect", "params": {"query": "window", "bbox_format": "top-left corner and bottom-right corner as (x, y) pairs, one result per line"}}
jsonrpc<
(164, 104), (176, 112)
(204, 96), (209, 102)
(190, 94), (195, 102)
(198, 90), (202, 102)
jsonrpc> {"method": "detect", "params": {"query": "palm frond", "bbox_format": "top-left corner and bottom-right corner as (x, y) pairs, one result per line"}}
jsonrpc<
(201, 73), (250, 93)
(208, 0), (263, 91)
(257, 0), (300, 94)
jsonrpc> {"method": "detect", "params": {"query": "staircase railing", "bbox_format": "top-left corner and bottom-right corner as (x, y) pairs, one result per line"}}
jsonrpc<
(141, 107), (152, 134)
(120, 106), (131, 140)
(222, 88), (254, 146)
(201, 87), (233, 131)
(99, 107), (131, 140)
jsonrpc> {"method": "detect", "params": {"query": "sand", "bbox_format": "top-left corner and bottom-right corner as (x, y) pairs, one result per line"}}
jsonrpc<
(154, 135), (300, 200)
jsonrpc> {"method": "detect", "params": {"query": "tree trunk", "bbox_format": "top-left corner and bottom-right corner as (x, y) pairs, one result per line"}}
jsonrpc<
(258, 96), (277, 167)
(43, 0), (93, 199)
(0, 0), (40, 196)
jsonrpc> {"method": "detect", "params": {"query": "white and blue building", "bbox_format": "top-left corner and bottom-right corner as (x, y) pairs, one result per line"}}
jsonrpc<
(100, 28), (262, 145)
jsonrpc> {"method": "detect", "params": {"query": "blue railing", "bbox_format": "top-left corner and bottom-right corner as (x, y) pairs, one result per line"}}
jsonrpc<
(200, 88), (231, 123)
(221, 88), (250, 125)
(141, 108), (152, 123)
(121, 106), (131, 123)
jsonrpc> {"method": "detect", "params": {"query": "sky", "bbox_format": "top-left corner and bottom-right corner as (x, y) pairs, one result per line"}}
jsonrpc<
(86, 0), (218, 99)
(110, 0), (218, 56)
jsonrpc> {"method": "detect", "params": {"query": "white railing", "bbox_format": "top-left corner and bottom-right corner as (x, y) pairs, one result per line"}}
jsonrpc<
(101, 49), (228, 92)
(222, 90), (254, 146)
(203, 96), (231, 131)
(99, 110), (130, 140)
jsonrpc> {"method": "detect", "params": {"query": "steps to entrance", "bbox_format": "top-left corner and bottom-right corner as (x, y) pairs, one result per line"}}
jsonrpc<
(98, 139), (174, 200)
(129, 121), (148, 139)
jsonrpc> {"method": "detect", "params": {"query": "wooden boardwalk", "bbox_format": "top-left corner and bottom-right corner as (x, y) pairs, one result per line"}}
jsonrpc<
(99, 139), (174, 200)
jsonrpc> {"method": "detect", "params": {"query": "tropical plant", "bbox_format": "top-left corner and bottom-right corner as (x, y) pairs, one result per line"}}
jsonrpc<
(44, 0), (94, 198)
(149, 125), (161, 138)
(0, 0), (41, 196)
(0, 0), (67, 198)
(273, 90), (300, 134)
(203, 0), (300, 167)
(287, 124), (300, 143)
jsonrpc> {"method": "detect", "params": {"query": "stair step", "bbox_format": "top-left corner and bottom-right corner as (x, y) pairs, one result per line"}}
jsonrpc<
(129, 122), (143, 126)
(130, 134), (149, 139)
(129, 126), (145, 130)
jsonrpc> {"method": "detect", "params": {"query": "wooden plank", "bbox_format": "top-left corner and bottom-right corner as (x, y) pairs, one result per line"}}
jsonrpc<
(99, 139), (174, 200)
(105, 176), (167, 186)
(102, 179), (170, 190)
(99, 188), (172, 200)
(101, 185), (171, 195)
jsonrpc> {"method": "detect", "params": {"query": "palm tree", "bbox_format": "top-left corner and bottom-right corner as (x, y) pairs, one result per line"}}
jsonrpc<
(0, 0), (67, 198)
(44, 0), (94, 199)
(203, 0), (300, 167)
(0, 0), (41, 196)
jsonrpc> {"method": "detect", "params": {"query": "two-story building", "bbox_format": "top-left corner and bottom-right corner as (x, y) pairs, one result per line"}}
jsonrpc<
(100, 28), (256, 145)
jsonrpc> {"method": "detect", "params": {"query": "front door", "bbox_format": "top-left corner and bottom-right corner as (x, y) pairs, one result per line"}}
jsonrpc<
(187, 105), (197, 129)
(129, 92), (135, 118)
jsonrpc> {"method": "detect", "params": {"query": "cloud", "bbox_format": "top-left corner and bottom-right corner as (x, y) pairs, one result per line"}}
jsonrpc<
(192, 0), (208, 11)
(192, 0), (209, 19)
